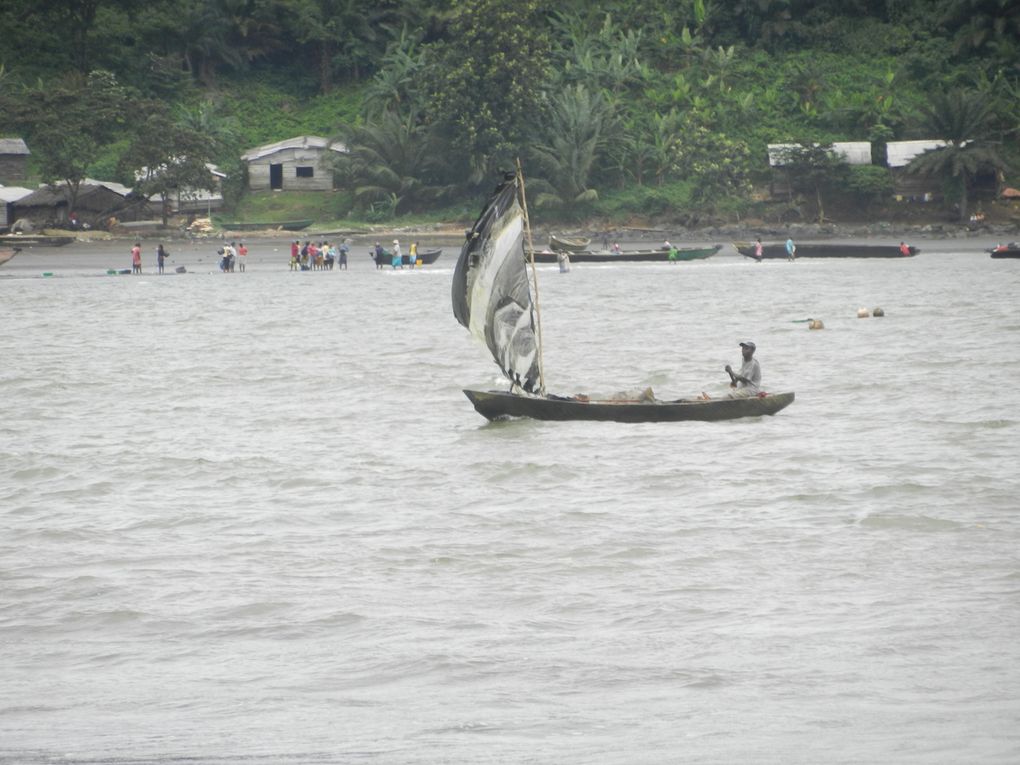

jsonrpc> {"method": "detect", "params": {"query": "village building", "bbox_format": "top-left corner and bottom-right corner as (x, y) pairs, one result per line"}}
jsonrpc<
(138, 162), (227, 216)
(241, 136), (347, 192)
(0, 185), (34, 231)
(13, 178), (145, 229)
(0, 138), (31, 183)
(885, 140), (947, 201)
(766, 141), (872, 198)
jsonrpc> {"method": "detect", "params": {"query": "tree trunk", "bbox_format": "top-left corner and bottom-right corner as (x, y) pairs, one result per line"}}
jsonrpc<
(958, 182), (969, 223)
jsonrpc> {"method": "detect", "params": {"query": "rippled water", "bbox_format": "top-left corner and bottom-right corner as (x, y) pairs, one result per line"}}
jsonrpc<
(2, 239), (1019, 763)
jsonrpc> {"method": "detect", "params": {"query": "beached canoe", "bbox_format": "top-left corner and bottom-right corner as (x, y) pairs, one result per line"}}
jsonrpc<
(549, 234), (592, 252)
(0, 246), (21, 267)
(735, 242), (919, 259)
(221, 219), (313, 231)
(371, 248), (442, 267)
(526, 244), (721, 263)
(0, 234), (75, 247)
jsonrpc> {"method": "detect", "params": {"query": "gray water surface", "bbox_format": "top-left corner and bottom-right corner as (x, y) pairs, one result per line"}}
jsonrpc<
(2, 241), (1019, 763)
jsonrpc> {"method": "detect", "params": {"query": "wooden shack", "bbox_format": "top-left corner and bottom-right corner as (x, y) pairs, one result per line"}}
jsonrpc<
(0, 186), (33, 231)
(13, 179), (146, 228)
(0, 138), (30, 183)
(241, 136), (347, 192)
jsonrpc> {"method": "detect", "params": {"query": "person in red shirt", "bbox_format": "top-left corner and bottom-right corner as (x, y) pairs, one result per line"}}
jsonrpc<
(290, 240), (299, 271)
(131, 243), (142, 274)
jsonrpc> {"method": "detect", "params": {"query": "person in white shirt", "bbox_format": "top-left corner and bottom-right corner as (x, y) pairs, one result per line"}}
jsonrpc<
(725, 341), (761, 398)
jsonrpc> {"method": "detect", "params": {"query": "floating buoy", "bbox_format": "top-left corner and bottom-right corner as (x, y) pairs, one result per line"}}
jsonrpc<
(857, 307), (870, 318)
(872, 307), (885, 317)
(809, 319), (825, 330)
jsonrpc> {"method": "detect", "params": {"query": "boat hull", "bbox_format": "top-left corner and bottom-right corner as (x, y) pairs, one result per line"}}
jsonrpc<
(372, 248), (442, 267)
(549, 234), (591, 252)
(464, 389), (794, 422)
(528, 245), (721, 263)
(0, 235), (74, 247)
(990, 248), (1020, 259)
(736, 242), (919, 259)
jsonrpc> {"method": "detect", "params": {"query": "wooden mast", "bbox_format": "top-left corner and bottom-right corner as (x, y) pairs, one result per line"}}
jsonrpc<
(515, 157), (545, 394)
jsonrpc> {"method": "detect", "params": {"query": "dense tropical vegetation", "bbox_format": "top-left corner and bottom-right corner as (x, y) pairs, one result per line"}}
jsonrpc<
(0, 0), (1017, 226)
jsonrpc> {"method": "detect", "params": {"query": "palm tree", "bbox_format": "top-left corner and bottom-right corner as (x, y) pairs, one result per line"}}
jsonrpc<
(907, 89), (1008, 223)
(528, 84), (618, 209)
(332, 111), (448, 215)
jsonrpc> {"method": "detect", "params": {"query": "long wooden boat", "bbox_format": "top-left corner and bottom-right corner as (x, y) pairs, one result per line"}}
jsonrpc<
(0, 246), (21, 267)
(528, 244), (721, 263)
(549, 234), (591, 252)
(989, 246), (1020, 259)
(371, 248), (442, 267)
(735, 242), (919, 259)
(0, 234), (75, 247)
(221, 219), (313, 231)
(464, 389), (795, 422)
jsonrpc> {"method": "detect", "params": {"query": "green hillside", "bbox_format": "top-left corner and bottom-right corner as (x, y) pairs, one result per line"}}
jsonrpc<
(1, 0), (1017, 228)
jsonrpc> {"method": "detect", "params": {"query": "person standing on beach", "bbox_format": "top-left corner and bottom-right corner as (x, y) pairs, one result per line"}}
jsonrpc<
(156, 243), (167, 274)
(290, 240), (299, 271)
(131, 242), (142, 274)
(785, 237), (796, 261)
(392, 239), (402, 269)
(338, 240), (349, 270)
(409, 241), (418, 269)
(754, 238), (764, 261)
(237, 242), (248, 272)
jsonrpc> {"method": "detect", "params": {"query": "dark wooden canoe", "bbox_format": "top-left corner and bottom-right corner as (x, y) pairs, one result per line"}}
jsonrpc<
(989, 247), (1020, 259)
(464, 389), (794, 422)
(735, 242), (919, 259)
(549, 234), (592, 252)
(371, 248), (442, 267)
(527, 244), (721, 263)
(0, 235), (75, 247)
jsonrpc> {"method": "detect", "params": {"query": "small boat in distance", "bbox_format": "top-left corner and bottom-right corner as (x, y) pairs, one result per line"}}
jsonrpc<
(989, 243), (1020, 259)
(371, 248), (442, 267)
(735, 241), (919, 259)
(527, 244), (721, 263)
(549, 234), (591, 252)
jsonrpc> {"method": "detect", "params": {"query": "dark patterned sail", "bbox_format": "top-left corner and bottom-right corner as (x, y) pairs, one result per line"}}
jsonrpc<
(452, 172), (542, 394)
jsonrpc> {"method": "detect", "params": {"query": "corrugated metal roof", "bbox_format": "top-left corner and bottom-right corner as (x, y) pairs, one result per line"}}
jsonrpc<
(241, 135), (347, 162)
(17, 179), (132, 206)
(886, 140), (947, 167)
(0, 186), (34, 203)
(768, 142), (872, 166)
(0, 138), (30, 155)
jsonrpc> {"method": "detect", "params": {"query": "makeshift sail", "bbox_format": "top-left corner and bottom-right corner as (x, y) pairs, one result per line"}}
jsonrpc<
(452, 171), (542, 394)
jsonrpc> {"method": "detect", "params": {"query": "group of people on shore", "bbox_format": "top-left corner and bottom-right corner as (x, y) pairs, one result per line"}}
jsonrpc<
(290, 240), (349, 271)
(217, 241), (249, 272)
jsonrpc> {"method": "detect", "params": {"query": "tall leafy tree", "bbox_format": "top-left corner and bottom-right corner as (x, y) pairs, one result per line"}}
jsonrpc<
(528, 84), (617, 209)
(331, 110), (448, 215)
(771, 143), (849, 223)
(907, 89), (1009, 222)
(119, 103), (217, 224)
(425, 0), (550, 185)
(8, 70), (131, 215)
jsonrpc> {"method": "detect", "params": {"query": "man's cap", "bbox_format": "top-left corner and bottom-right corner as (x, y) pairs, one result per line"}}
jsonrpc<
(739, 341), (756, 351)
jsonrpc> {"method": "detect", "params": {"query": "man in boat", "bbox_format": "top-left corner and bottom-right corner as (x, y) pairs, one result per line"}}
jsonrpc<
(725, 341), (761, 398)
